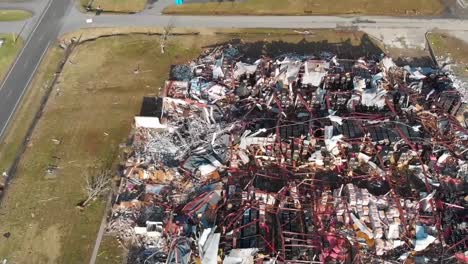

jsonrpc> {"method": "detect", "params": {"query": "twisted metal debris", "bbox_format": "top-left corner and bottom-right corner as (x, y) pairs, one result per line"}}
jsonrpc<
(108, 43), (467, 264)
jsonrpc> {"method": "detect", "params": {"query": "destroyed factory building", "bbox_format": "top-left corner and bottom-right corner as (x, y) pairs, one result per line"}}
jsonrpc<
(107, 44), (468, 264)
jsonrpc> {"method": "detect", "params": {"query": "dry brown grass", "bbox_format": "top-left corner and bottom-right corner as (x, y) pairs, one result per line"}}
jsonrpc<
(80, 0), (146, 13)
(164, 0), (445, 16)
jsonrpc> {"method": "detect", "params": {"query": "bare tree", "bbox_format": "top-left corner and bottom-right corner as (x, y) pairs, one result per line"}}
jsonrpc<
(160, 19), (174, 54)
(80, 169), (112, 208)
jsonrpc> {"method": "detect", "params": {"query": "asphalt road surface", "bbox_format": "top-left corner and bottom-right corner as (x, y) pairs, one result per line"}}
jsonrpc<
(64, 14), (468, 32)
(0, 0), (73, 138)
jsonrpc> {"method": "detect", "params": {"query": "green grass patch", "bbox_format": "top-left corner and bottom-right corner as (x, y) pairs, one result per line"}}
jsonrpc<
(164, 0), (445, 16)
(0, 9), (32, 21)
(428, 32), (468, 76)
(80, 0), (146, 13)
(0, 34), (23, 81)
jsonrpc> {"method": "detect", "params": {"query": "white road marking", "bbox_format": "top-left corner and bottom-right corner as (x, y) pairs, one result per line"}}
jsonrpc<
(0, 41), (51, 138)
(0, 0), (54, 93)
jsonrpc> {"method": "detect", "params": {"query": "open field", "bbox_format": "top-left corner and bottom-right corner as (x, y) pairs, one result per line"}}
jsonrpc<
(0, 33), (197, 263)
(80, 0), (146, 13)
(0, 28), (432, 263)
(0, 9), (32, 21)
(427, 32), (468, 76)
(0, 34), (23, 81)
(164, 0), (445, 16)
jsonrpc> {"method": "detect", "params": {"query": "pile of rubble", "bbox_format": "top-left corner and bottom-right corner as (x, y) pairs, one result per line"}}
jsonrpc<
(107, 44), (467, 264)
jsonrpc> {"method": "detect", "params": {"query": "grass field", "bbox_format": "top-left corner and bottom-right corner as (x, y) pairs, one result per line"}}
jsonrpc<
(0, 9), (32, 21)
(0, 29), (386, 263)
(0, 34), (23, 81)
(80, 0), (147, 12)
(95, 235), (127, 264)
(164, 0), (445, 16)
(427, 32), (468, 76)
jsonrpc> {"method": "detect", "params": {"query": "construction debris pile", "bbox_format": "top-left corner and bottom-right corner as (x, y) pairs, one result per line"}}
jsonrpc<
(108, 44), (467, 264)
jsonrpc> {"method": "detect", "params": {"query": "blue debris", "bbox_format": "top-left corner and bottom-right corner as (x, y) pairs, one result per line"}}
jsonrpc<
(171, 65), (193, 81)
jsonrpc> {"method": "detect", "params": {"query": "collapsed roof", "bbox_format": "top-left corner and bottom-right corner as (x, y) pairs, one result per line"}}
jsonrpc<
(109, 43), (467, 264)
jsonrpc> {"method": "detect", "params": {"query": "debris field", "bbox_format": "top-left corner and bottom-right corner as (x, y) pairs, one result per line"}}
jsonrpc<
(107, 44), (467, 264)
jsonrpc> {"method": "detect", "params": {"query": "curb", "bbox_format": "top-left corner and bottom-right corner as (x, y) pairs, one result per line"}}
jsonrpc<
(425, 31), (439, 68)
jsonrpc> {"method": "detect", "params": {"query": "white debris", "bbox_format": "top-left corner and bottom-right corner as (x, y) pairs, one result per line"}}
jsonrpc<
(414, 225), (437, 251)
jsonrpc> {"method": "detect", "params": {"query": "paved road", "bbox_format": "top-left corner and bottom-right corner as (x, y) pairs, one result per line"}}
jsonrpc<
(0, 0), (73, 137)
(61, 10), (468, 49)
(63, 13), (468, 32)
(56, 4), (468, 49)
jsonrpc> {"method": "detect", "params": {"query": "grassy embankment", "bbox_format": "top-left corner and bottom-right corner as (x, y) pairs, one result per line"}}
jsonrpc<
(0, 34), (23, 81)
(164, 0), (445, 16)
(79, 0), (147, 13)
(0, 9), (32, 21)
(427, 32), (468, 77)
